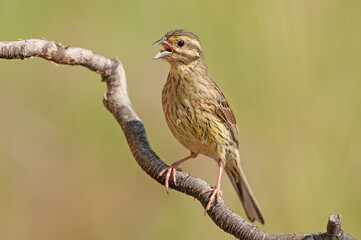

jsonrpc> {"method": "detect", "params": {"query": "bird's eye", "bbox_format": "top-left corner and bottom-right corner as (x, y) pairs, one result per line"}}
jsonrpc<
(177, 40), (184, 47)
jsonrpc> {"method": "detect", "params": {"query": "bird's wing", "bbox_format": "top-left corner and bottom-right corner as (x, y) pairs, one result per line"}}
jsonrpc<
(212, 81), (240, 148)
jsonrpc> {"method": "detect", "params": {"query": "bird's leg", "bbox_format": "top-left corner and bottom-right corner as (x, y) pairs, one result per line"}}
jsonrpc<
(158, 152), (197, 194)
(200, 162), (224, 211)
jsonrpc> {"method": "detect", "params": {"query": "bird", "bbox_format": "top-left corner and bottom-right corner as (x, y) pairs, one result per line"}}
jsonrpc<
(152, 29), (264, 224)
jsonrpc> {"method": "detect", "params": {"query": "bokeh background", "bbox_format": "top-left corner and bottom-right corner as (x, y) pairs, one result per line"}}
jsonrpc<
(0, 0), (360, 239)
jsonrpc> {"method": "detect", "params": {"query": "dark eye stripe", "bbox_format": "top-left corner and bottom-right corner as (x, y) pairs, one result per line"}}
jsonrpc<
(187, 41), (201, 52)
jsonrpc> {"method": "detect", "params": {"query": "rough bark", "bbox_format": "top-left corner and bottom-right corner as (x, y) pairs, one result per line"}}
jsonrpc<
(0, 39), (356, 240)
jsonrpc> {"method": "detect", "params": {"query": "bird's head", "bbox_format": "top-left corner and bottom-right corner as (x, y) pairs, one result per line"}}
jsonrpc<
(153, 29), (204, 66)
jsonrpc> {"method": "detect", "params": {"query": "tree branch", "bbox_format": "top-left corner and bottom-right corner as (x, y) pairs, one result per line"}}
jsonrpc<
(0, 39), (356, 240)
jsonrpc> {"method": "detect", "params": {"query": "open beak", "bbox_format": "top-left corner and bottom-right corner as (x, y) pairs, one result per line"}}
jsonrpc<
(152, 37), (173, 60)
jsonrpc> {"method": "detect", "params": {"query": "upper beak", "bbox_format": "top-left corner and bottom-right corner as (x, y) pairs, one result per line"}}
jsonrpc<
(152, 37), (166, 46)
(152, 37), (172, 60)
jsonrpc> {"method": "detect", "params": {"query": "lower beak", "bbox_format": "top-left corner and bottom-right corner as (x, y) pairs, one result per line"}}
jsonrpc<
(153, 50), (171, 60)
(152, 37), (172, 60)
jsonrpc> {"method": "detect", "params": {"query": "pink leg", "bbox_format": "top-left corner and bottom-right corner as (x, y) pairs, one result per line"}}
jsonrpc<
(158, 152), (197, 194)
(200, 162), (224, 211)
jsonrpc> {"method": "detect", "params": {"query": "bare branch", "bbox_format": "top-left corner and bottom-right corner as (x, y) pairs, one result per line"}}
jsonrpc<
(0, 39), (356, 240)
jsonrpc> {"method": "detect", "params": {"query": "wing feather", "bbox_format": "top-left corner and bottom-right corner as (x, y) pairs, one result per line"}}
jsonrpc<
(211, 81), (240, 147)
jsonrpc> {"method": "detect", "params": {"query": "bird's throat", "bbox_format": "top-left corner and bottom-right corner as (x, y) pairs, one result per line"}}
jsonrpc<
(169, 60), (207, 79)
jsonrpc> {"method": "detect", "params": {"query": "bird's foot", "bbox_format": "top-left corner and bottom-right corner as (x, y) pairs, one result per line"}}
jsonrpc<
(158, 164), (182, 194)
(200, 186), (223, 211)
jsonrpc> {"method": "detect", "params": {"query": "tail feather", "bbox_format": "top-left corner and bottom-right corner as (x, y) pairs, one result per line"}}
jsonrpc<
(225, 158), (265, 224)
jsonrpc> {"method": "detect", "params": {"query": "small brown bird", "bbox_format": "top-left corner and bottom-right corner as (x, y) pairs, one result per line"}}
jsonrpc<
(153, 29), (264, 224)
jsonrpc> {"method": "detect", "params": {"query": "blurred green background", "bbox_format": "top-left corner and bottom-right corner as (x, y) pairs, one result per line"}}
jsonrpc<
(0, 0), (360, 239)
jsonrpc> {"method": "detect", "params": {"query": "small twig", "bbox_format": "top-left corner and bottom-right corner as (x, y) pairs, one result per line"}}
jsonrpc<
(326, 214), (343, 240)
(0, 39), (356, 240)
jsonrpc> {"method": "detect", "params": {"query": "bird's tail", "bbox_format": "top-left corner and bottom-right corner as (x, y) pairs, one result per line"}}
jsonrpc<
(224, 153), (265, 224)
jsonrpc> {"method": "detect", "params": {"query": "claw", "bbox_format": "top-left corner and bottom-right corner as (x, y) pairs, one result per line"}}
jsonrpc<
(158, 153), (197, 194)
(172, 168), (176, 186)
(158, 166), (178, 194)
(200, 187), (223, 211)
